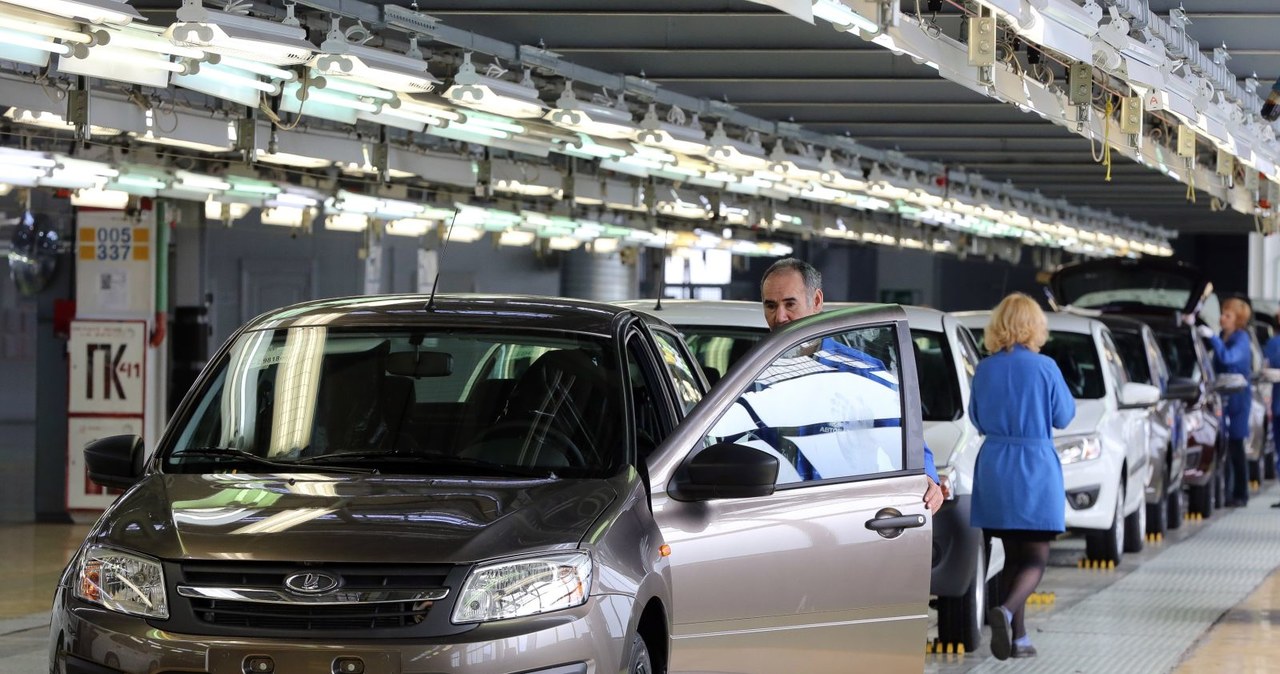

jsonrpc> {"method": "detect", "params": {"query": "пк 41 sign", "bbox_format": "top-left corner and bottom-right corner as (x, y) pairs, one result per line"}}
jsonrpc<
(68, 320), (146, 416)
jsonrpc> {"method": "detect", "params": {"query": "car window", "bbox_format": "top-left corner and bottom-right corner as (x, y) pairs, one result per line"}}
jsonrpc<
(679, 326), (767, 376)
(954, 325), (980, 385)
(627, 335), (670, 463)
(1100, 330), (1130, 393)
(911, 329), (962, 422)
(1041, 330), (1107, 399)
(1110, 329), (1153, 385)
(166, 327), (626, 477)
(651, 329), (705, 414)
(1146, 331), (1169, 388)
(703, 324), (906, 487)
(1156, 330), (1202, 382)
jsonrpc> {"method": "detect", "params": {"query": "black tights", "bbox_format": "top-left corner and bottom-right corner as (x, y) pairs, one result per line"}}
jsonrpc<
(996, 539), (1051, 640)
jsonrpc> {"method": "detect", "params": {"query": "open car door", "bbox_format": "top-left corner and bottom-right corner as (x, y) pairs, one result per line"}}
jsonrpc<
(648, 304), (931, 674)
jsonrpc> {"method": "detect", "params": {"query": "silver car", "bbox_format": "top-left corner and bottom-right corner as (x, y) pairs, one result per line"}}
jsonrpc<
(52, 295), (933, 674)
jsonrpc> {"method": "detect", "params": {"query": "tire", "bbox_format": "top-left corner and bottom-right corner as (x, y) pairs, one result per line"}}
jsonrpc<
(1167, 488), (1184, 530)
(1123, 491), (1146, 553)
(625, 634), (653, 674)
(1085, 480), (1125, 564)
(1189, 483), (1213, 518)
(937, 541), (986, 652)
(1145, 494), (1168, 537)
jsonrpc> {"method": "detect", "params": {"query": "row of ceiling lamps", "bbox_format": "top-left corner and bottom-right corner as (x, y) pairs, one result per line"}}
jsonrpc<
(0, 0), (1172, 258)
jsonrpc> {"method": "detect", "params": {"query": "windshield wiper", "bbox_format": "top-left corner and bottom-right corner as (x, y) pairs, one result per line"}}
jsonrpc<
(176, 447), (377, 474)
(296, 451), (556, 478)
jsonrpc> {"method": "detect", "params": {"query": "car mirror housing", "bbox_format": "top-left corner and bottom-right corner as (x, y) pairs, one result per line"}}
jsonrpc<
(669, 442), (779, 501)
(84, 434), (145, 490)
(1214, 372), (1248, 395)
(1118, 382), (1161, 408)
(1164, 377), (1200, 403)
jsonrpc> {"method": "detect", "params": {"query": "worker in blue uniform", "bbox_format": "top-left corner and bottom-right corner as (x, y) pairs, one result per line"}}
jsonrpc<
(759, 258), (943, 513)
(969, 292), (1075, 661)
(1264, 312), (1280, 508)
(1201, 296), (1254, 507)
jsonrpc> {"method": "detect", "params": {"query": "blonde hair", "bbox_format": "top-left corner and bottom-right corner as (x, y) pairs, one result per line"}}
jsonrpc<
(984, 292), (1049, 353)
(1222, 296), (1253, 330)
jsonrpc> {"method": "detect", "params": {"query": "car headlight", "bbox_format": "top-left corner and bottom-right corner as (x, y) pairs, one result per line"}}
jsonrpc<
(452, 552), (592, 624)
(74, 546), (168, 619)
(1056, 435), (1102, 465)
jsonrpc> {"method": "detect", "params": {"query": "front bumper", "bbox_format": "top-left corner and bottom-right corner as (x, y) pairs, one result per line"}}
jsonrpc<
(1062, 459), (1120, 532)
(52, 590), (630, 674)
(929, 494), (981, 598)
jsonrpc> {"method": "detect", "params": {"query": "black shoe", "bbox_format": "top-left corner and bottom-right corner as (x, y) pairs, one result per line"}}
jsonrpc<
(1011, 643), (1038, 658)
(987, 607), (1011, 661)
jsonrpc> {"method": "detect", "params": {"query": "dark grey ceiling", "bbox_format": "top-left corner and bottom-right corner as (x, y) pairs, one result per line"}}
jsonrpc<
(135, 0), (1280, 235)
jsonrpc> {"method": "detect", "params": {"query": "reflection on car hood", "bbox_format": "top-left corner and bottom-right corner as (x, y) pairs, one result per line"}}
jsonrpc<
(86, 474), (617, 563)
(1054, 399), (1106, 438)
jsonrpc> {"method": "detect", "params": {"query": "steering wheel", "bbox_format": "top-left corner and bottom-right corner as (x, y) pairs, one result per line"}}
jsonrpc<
(465, 420), (587, 468)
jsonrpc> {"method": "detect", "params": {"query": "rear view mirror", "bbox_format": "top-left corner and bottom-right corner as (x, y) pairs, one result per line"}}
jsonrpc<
(84, 434), (145, 490)
(386, 351), (453, 377)
(670, 442), (779, 501)
(1164, 377), (1200, 403)
(1214, 372), (1248, 395)
(1119, 382), (1161, 408)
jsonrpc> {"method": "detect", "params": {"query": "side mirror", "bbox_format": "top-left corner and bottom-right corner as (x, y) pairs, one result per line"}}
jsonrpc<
(1119, 382), (1161, 408)
(1214, 372), (1248, 395)
(702, 366), (722, 387)
(1164, 377), (1201, 403)
(670, 442), (779, 501)
(84, 434), (145, 490)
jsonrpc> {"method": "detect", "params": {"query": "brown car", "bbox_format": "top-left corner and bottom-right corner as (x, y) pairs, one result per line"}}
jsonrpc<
(52, 295), (933, 674)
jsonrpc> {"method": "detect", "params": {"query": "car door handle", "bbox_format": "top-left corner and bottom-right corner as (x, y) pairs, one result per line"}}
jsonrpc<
(865, 512), (927, 536)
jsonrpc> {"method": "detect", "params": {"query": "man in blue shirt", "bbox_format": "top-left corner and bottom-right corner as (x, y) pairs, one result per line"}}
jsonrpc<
(761, 258), (944, 513)
(1264, 313), (1280, 508)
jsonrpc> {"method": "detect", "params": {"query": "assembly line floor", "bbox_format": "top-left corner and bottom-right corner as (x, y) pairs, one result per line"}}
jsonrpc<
(4, 489), (1280, 673)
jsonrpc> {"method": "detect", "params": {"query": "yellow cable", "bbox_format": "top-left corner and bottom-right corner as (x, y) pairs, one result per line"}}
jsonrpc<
(1103, 97), (1113, 182)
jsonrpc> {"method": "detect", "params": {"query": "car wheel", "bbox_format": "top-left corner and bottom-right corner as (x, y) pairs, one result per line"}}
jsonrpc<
(1145, 493), (1168, 537)
(1189, 482), (1213, 518)
(1166, 488), (1184, 530)
(937, 541), (985, 652)
(1123, 490), (1146, 553)
(1085, 480), (1125, 564)
(625, 634), (653, 674)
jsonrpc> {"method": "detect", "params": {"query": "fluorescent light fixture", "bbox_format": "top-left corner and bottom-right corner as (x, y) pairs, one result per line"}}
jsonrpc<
(2, 0), (142, 26)
(205, 199), (251, 221)
(708, 123), (770, 172)
(324, 212), (369, 232)
(547, 236), (581, 251)
(174, 61), (277, 108)
(269, 189), (322, 208)
(445, 53), (546, 119)
(561, 133), (632, 160)
(107, 24), (206, 58)
(445, 224), (484, 243)
(591, 237), (620, 254)
(497, 229), (535, 247)
(175, 170), (229, 192)
(811, 0), (880, 34)
(385, 218), (436, 237)
(255, 149), (334, 169)
(166, 0), (315, 66)
(637, 104), (711, 156)
(71, 188), (129, 209)
(770, 142), (825, 182)
(397, 93), (464, 123)
(261, 206), (307, 227)
(0, 5), (95, 45)
(58, 41), (183, 87)
(657, 188), (714, 220)
(491, 159), (564, 199)
(546, 84), (638, 140)
(312, 73), (397, 101)
(0, 27), (64, 66)
(311, 26), (438, 93)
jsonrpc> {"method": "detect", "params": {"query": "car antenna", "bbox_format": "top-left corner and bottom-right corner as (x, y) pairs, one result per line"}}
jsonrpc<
(425, 209), (460, 313)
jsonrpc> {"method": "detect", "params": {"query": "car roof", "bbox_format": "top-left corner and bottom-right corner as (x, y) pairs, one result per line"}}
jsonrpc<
(245, 294), (637, 336)
(614, 299), (947, 331)
(952, 309), (1103, 334)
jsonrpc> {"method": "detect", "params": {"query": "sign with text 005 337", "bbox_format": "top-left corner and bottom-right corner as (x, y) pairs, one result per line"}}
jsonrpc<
(68, 320), (146, 416)
(75, 210), (153, 320)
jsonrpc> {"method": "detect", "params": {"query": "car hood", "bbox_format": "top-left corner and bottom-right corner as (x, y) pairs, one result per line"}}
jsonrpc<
(85, 473), (617, 563)
(1054, 399), (1106, 438)
(1048, 258), (1211, 316)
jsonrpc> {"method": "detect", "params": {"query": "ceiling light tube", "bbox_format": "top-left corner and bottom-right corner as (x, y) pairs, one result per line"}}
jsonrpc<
(205, 199), (251, 221)
(445, 53), (546, 119)
(385, 218), (436, 237)
(186, 62), (279, 94)
(445, 224), (484, 242)
(70, 188), (129, 209)
(166, 0), (315, 66)
(546, 84), (639, 140)
(107, 25), (206, 58)
(708, 122), (770, 172)
(261, 206), (307, 227)
(2, 0), (142, 26)
(312, 72), (397, 101)
(811, 0), (880, 34)
(637, 104), (711, 156)
(324, 212), (368, 232)
(563, 133), (632, 159)
(498, 229), (536, 247)
(0, 10), (93, 44)
(1, 28), (72, 55)
(176, 171), (230, 192)
(303, 87), (380, 113)
(213, 55), (295, 82)
(310, 25), (438, 93)
(397, 94), (463, 123)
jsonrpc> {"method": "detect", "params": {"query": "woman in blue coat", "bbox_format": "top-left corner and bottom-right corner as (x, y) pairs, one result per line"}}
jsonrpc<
(1202, 296), (1254, 507)
(970, 293), (1075, 660)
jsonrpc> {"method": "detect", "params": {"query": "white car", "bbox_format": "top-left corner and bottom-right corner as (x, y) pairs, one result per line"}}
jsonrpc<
(618, 299), (1001, 651)
(953, 310), (1161, 564)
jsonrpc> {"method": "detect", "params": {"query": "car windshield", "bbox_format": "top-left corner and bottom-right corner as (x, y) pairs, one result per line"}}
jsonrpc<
(166, 327), (626, 478)
(1155, 330), (1202, 382)
(1041, 331), (1107, 399)
(681, 325), (961, 422)
(1057, 267), (1198, 311)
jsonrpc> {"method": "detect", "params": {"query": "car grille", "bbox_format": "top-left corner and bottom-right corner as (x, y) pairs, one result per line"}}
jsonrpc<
(176, 562), (453, 631)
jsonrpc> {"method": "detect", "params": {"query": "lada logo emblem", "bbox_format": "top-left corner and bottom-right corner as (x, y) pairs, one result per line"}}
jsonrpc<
(283, 571), (340, 595)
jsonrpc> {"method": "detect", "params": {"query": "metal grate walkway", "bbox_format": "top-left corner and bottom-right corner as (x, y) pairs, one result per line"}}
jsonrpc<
(957, 497), (1280, 673)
